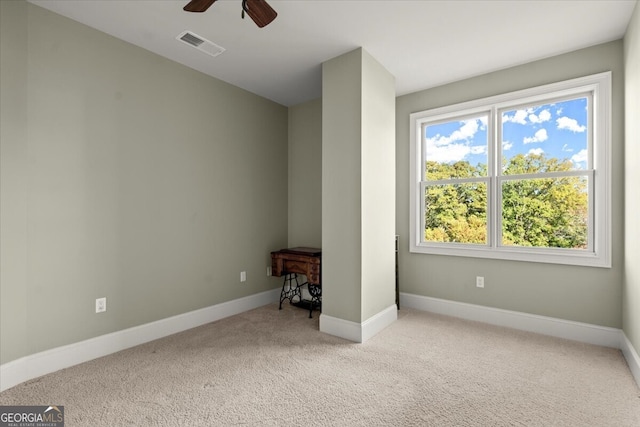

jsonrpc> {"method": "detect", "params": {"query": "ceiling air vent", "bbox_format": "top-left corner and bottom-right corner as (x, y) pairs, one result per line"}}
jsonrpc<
(176, 31), (225, 57)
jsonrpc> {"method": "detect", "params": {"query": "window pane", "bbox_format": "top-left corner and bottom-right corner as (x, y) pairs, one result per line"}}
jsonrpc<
(424, 182), (487, 244)
(501, 176), (588, 249)
(424, 115), (488, 180)
(501, 97), (588, 175)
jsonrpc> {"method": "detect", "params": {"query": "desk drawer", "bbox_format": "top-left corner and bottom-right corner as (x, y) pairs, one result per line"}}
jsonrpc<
(284, 260), (308, 275)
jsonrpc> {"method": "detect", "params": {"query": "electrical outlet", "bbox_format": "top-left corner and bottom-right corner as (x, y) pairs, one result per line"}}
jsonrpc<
(267, 266), (272, 276)
(240, 271), (247, 282)
(95, 297), (106, 313)
(476, 276), (485, 288)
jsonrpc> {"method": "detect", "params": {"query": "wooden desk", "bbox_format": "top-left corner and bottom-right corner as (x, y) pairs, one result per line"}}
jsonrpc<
(271, 247), (321, 317)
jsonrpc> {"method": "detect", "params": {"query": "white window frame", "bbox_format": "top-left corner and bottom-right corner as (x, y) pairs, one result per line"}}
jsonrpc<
(409, 72), (611, 267)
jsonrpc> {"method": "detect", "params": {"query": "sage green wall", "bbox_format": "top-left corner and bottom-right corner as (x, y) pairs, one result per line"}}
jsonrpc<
(360, 50), (396, 320)
(322, 49), (364, 323)
(623, 1), (640, 352)
(0, 2), (287, 365)
(0, 0), (29, 365)
(396, 41), (625, 328)
(287, 98), (322, 248)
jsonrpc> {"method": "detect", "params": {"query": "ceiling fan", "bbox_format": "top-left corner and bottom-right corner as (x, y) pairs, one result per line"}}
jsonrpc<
(183, 0), (278, 28)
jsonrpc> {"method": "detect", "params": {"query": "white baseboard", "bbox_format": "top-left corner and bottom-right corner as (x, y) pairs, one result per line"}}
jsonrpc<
(0, 288), (280, 392)
(620, 332), (640, 388)
(319, 304), (398, 343)
(4, 290), (638, 392)
(400, 292), (621, 348)
(362, 304), (398, 342)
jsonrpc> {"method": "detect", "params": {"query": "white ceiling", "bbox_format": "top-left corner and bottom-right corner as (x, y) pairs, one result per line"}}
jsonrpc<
(29, 0), (637, 107)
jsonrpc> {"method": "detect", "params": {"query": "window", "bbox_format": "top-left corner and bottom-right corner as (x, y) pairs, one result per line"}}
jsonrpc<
(409, 72), (611, 267)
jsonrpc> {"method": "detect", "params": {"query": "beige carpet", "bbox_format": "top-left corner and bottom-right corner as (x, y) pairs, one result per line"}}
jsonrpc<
(1, 304), (639, 426)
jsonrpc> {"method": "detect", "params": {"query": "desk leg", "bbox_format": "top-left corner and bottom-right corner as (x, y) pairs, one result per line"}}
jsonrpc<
(279, 273), (301, 309)
(308, 283), (322, 318)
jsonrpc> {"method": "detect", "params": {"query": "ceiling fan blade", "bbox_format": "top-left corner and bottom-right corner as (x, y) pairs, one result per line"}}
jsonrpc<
(243, 0), (277, 28)
(183, 0), (217, 13)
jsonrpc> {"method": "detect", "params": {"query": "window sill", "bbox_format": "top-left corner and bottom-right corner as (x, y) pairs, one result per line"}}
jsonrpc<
(409, 242), (611, 268)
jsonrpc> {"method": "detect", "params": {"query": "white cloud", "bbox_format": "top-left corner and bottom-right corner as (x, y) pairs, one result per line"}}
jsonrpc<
(459, 119), (481, 138)
(523, 128), (548, 144)
(503, 109), (529, 125)
(557, 116), (586, 133)
(539, 110), (552, 121)
(428, 119), (480, 147)
(528, 109), (551, 124)
(528, 148), (545, 156)
(502, 141), (513, 151)
(426, 142), (472, 163)
(503, 108), (551, 125)
(426, 119), (486, 163)
(562, 143), (573, 152)
(571, 149), (588, 164)
(470, 145), (486, 155)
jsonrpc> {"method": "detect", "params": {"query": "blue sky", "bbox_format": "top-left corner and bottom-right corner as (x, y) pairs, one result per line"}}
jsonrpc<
(425, 97), (589, 173)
